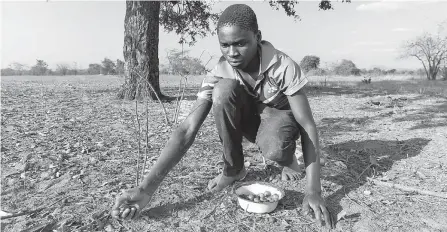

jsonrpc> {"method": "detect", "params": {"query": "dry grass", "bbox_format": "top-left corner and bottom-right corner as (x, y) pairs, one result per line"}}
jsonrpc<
(1, 74), (447, 232)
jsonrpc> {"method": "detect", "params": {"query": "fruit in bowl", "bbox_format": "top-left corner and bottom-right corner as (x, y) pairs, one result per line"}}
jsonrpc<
(234, 181), (285, 214)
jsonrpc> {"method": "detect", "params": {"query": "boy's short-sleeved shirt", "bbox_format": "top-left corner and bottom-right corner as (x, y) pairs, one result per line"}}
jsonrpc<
(197, 40), (308, 110)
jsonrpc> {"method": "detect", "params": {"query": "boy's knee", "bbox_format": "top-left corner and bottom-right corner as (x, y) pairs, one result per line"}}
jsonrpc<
(212, 79), (240, 104)
(258, 138), (295, 166)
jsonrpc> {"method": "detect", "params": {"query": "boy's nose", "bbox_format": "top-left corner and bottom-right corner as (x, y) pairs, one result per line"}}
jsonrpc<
(228, 46), (239, 57)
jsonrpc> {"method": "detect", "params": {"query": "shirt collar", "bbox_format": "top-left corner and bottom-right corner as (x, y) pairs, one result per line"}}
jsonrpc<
(259, 40), (279, 74)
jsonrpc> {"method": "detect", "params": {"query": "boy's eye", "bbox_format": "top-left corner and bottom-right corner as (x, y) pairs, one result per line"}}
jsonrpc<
(221, 44), (229, 48)
(237, 42), (245, 47)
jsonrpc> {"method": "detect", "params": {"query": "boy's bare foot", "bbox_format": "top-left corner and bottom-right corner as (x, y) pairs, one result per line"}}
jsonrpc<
(281, 155), (304, 181)
(207, 167), (247, 192)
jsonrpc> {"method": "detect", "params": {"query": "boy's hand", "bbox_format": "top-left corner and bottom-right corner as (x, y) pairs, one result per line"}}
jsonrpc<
(111, 187), (152, 220)
(302, 192), (334, 229)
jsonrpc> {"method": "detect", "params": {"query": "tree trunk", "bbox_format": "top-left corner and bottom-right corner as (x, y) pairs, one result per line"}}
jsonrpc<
(118, 1), (168, 100)
(427, 65), (438, 80)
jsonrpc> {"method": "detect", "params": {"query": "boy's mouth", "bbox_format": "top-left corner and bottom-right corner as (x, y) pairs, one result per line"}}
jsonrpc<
(228, 59), (242, 65)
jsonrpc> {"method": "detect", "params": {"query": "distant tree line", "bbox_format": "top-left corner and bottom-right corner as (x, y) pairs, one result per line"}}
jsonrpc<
(1, 58), (126, 77)
(1, 50), (207, 77)
(2, 53), (441, 79)
(298, 55), (441, 78)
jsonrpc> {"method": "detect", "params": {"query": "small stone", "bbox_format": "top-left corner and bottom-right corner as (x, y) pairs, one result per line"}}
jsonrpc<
(337, 210), (347, 221)
(20, 172), (26, 179)
(244, 161), (251, 168)
(55, 172), (61, 178)
(41, 171), (51, 179)
(276, 174), (281, 180)
(104, 224), (114, 232)
(320, 156), (326, 166)
(50, 208), (62, 217)
(364, 190), (371, 195)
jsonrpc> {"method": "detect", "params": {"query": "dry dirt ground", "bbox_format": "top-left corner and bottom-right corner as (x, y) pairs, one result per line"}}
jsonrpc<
(1, 75), (447, 232)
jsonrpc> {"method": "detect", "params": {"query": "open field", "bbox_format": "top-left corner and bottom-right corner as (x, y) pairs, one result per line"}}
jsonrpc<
(1, 74), (447, 232)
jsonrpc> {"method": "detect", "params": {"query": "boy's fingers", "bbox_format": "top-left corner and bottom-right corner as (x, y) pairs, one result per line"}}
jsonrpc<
(111, 194), (129, 218)
(112, 194), (128, 212)
(111, 209), (120, 218)
(302, 200), (310, 216)
(331, 213), (336, 229)
(320, 205), (332, 228)
(126, 207), (137, 220)
(121, 208), (131, 219)
(313, 206), (322, 226)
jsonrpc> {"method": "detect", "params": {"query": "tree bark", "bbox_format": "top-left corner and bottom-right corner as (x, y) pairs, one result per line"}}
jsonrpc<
(118, 1), (168, 100)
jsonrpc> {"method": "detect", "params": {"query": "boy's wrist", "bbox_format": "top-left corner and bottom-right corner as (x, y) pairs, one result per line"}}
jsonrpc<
(305, 187), (322, 195)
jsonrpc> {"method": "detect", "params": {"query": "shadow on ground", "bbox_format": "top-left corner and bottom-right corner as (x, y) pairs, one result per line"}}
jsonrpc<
(305, 79), (447, 99)
(323, 138), (431, 225)
(142, 191), (217, 219)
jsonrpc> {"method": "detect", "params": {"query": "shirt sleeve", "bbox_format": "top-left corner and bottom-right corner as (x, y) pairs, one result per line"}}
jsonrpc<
(196, 65), (222, 102)
(278, 58), (309, 96)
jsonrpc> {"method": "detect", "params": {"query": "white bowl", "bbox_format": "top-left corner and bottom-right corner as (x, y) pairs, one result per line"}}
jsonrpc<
(233, 181), (285, 214)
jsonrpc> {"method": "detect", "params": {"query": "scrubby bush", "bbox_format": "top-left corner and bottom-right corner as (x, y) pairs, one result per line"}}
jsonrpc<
(334, 59), (360, 76)
(300, 55), (320, 73)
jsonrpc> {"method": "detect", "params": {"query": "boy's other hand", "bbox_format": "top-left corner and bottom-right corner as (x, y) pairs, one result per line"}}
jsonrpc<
(302, 192), (335, 229)
(111, 187), (152, 220)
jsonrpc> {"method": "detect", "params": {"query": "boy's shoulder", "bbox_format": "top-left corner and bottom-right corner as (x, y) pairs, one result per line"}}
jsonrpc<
(260, 41), (301, 76)
(259, 41), (300, 73)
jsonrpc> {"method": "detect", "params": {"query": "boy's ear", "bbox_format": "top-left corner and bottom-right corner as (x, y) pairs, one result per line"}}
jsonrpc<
(256, 30), (262, 43)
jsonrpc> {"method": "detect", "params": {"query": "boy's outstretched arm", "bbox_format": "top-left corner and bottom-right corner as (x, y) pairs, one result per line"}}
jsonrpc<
(287, 89), (334, 229)
(111, 98), (212, 220)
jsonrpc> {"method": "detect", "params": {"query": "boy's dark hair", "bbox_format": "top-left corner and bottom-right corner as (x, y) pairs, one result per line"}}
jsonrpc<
(217, 4), (258, 33)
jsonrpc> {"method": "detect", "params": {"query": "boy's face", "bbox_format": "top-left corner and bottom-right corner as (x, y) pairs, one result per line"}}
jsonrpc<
(218, 25), (261, 70)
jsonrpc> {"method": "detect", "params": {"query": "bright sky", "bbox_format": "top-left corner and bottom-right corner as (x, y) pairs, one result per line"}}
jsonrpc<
(2, 0), (447, 70)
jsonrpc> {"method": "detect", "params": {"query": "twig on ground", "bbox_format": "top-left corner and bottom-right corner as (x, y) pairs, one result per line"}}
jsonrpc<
(202, 194), (226, 220)
(131, 68), (169, 125)
(357, 164), (373, 181)
(135, 98), (141, 187)
(141, 98), (150, 184)
(173, 77), (183, 123)
(1, 196), (69, 220)
(174, 74), (188, 124)
(367, 177), (447, 199)
(343, 187), (377, 215)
